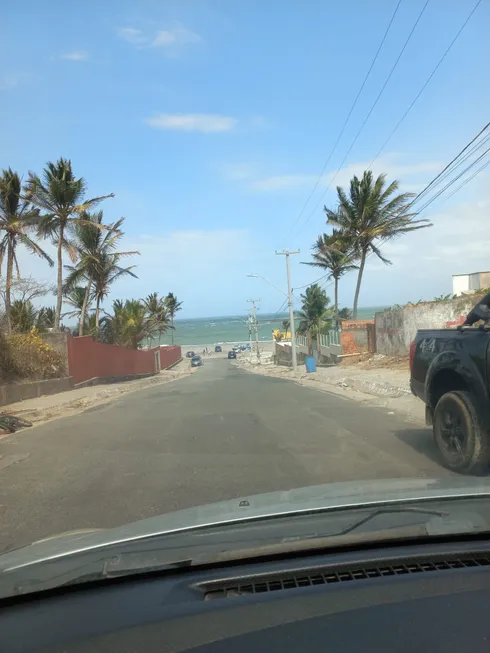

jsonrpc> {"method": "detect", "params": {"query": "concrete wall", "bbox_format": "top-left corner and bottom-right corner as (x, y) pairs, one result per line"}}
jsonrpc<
(66, 334), (181, 384)
(43, 331), (69, 368)
(480, 271), (490, 289)
(375, 295), (480, 356)
(0, 376), (74, 407)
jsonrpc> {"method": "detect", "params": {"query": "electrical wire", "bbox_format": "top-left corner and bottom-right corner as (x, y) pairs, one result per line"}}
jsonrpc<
(443, 158), (490, 202)
(412, 131), (490, 204)
(407, 121), (490, 209)
(274, 298), (288, 316)
(369, 0), (483, 169)
(414, 145), (490, 215)
(293, 0), (430, 238)
(294, 273), (330, 291)
(287, 0), (403, 236)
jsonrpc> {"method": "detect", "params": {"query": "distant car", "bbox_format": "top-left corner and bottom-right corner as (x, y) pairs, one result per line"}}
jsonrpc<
(233, 345), (240, 352)
(191, 356), (202, 367)
(215, 345), (222, 353)
(228, 350), (236, 359)
(186, 351), (196, 358)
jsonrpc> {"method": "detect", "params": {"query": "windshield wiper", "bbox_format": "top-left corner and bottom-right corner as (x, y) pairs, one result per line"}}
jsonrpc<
(334, 506), (449, 537)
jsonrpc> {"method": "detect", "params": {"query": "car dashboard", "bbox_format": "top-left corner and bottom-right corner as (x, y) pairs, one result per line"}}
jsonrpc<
(2, 538), (490, 652)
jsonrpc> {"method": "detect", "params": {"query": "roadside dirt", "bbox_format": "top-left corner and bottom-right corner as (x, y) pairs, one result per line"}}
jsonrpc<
(236, 353), (424, 424)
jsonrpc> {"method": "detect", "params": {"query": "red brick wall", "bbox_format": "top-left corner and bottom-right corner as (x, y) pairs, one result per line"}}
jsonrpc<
(66, 334), (181, 384)
(341, 332), (359, 354)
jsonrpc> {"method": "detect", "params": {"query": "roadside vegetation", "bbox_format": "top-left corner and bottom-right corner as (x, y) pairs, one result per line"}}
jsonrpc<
(303, 170), (432, 320)
(0, 158), (184, 384)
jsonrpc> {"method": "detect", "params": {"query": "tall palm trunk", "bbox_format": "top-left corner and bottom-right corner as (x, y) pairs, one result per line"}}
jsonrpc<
(5, 240), (13, 335)
(79, 279), (92, 336)
(95, 295), (101, 329)
(334, 276), (339, 328)
(171, 315), (174, 345)
(55, 224), (64, 329)
(352, 248), (367, 321)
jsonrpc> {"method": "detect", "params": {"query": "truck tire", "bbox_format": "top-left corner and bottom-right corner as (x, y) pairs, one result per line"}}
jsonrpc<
(433, 390), (489, 475)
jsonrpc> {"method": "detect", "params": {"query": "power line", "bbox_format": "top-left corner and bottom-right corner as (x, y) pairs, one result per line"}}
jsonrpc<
(274, 298), (288, 315)
(443, 158), (490, 202)
(415, 145), (490, 215)
(293, 0), (430, 238)
(422, 131), (490, 197)
(287, 0), (403, 236)
(293, 273), (330, 291)
(369, 0), (483, 169)
(408, 121), (490, 210)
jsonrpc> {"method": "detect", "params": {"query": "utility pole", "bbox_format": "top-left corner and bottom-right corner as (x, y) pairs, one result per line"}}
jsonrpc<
(275, 250), (299, 371)
(247, 299), (260, 363)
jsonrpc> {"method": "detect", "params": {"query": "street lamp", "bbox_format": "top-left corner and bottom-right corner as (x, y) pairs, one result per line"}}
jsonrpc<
(246, 274), (287, 297)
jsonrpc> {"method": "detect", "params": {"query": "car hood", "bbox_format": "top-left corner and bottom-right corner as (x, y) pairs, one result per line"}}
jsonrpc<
(3, 476), (490, 570)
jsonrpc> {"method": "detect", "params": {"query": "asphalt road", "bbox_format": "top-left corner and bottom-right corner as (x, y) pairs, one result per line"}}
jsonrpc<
(0, 358), (452, 552)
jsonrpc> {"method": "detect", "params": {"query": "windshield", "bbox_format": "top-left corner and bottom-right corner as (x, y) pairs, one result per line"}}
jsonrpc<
(1, 0), (490, 595)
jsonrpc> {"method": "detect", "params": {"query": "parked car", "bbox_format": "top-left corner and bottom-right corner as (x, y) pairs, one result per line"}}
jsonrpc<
(215, 345), (222, 353)
(228, 350), (236, 359)
(191, 356), (203, 367)
(410, 291), (490, 474)
(186, 351), (196, 358)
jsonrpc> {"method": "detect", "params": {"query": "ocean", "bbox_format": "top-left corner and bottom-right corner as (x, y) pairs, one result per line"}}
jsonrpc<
(150, 306), (387, 348)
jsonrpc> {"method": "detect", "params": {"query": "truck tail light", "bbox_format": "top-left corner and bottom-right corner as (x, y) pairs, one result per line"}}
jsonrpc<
(409, 340), (416, 371)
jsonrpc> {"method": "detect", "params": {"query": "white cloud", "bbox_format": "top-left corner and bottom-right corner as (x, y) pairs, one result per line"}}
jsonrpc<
(61, 50), (89, 61)
(227, 154), (443, 194)
(12, 229), (259, 318)
(118, 27), (147, 45)
(355, 181), (490, 304)
(0, 74), (21, 91)
(152, 26), (200, 48)
(147, 113), (237, 133)
(118, 24), (200, 52)
(329, 155), (442, 190)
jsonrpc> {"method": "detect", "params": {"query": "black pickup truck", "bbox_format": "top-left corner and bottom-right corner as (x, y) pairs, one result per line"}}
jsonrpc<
(410, 292), (490, 474)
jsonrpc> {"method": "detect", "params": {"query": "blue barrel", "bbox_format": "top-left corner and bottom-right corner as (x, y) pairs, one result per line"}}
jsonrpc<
(304, 356), (317, 373)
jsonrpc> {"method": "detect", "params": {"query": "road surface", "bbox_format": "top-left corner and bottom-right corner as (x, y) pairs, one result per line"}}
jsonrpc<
(0, 358), (451, 552)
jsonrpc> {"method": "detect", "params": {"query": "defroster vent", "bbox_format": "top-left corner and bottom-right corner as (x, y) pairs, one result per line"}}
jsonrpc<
(202, 554), (490, 600)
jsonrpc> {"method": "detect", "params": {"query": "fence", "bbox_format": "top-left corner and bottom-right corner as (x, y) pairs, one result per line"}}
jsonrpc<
(296, 335), (308, 348)
(66, 333), (181, 385)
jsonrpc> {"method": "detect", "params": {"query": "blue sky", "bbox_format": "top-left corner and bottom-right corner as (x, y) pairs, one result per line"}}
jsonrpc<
(2, 0), (490, 318)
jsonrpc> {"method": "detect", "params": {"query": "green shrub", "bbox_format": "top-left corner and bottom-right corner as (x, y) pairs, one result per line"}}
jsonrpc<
(1, 329), (66, 381)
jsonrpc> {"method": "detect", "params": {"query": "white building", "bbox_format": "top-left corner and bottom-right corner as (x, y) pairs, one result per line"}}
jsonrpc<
(452, 270), (490, 296)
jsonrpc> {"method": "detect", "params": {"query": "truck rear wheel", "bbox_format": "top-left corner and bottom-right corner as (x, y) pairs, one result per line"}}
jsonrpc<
(433, 390), (489, 475)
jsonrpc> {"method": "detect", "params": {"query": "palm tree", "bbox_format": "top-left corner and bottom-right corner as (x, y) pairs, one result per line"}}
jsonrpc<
(63, 211), (138, 335)
(165, 292), (182, 345)
(325, 171), (431, 319)
(144, 293), (172, 345)
(296, 283), (333, 354)
(0, 169), (54, 333)
(36, 306), (56, 331)
(10, 299), (38, 332)
(281, 319), (290, 332)
(338, 307), (352, 321)
(62, 286), (89, 324)
(100, 299), (155, 349)
(302, 229), (357, 326)
(26, 158), (114, 329)
(92, 252), (138, 329)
